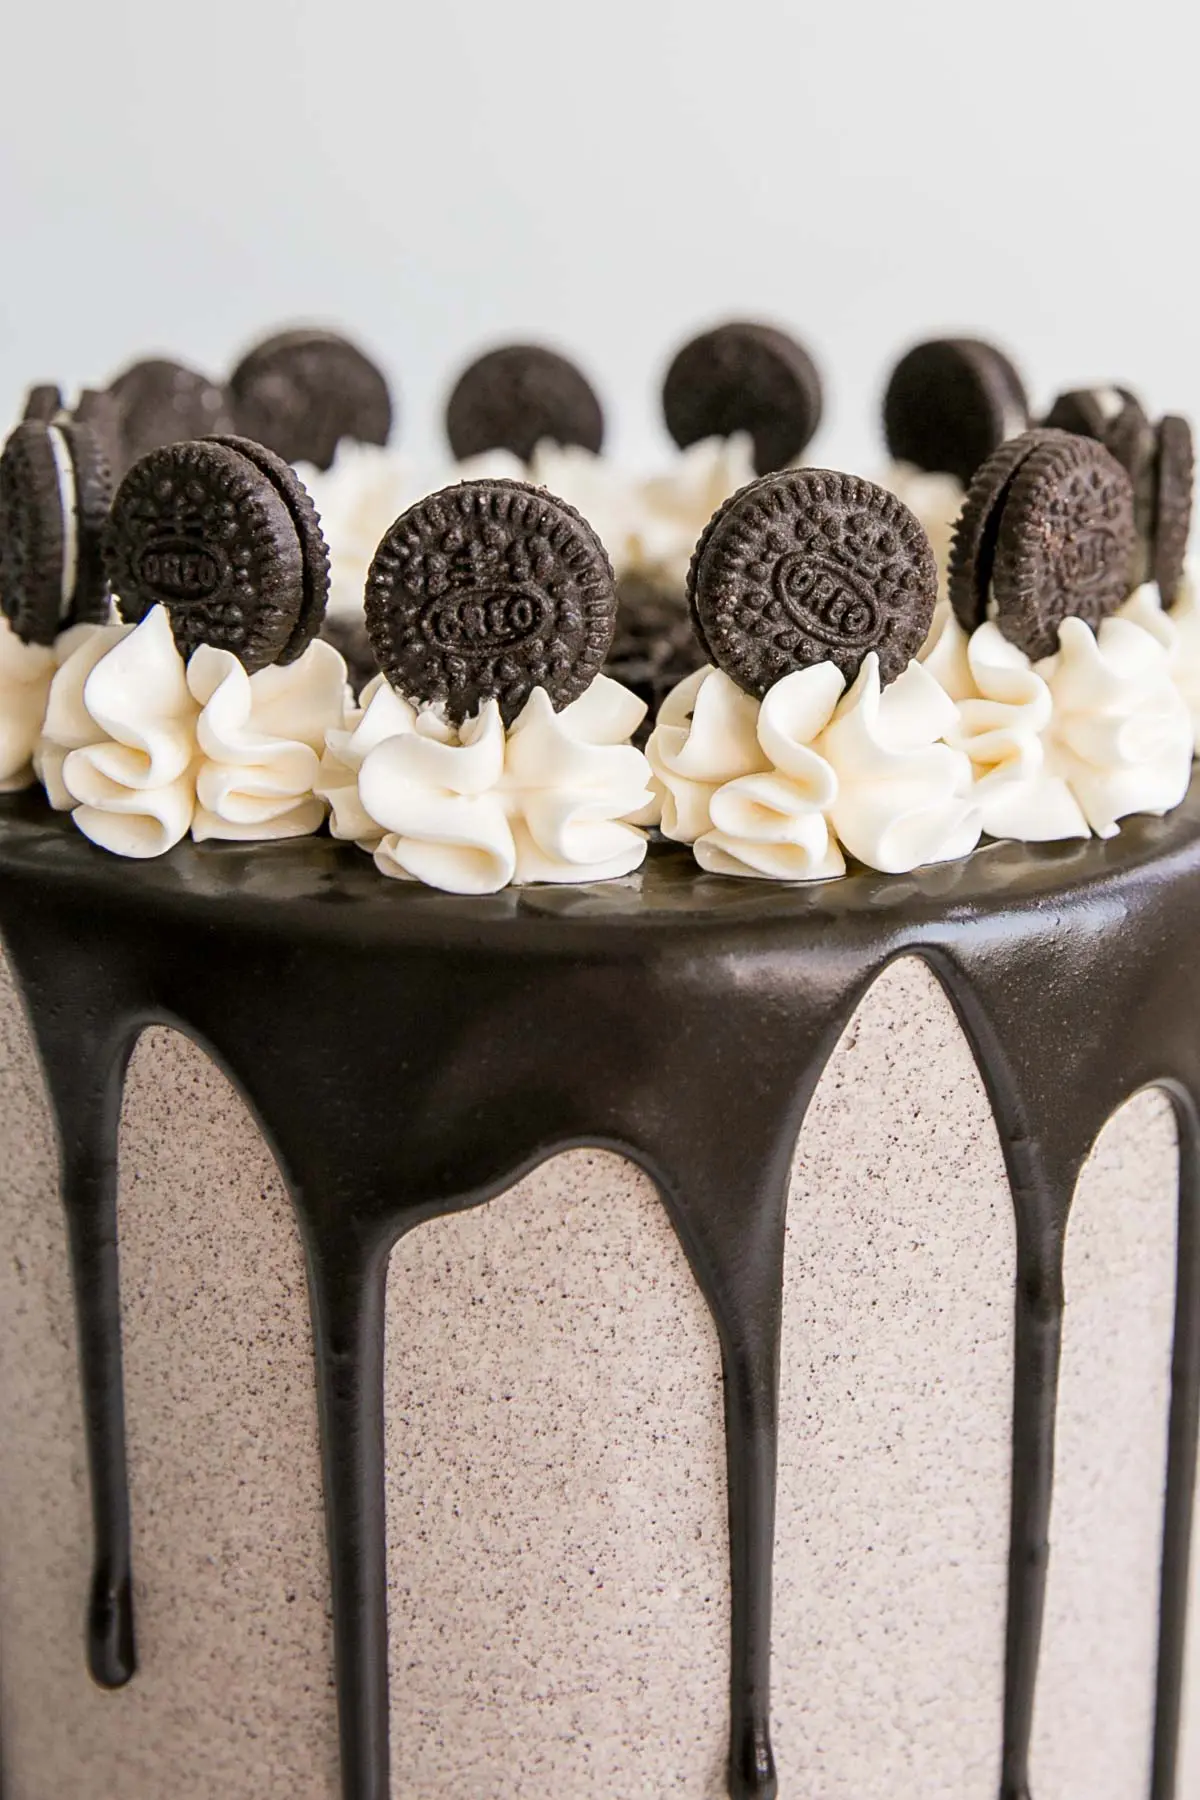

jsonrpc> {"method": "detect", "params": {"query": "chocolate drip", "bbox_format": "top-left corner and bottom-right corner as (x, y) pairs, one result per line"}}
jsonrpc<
(1, 789), (1200, 1797)
(1152, 1091), (1200, 1800)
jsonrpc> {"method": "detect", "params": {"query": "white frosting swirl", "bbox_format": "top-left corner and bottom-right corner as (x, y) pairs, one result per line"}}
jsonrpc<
(39, 607), (198, 857)
(503, 679), (652, 884)
(921, 613), (1089, 841)
(649, 656), (979, 879)
(0, 617), (62, 792)
(316, 673), (422, 847)
(188, 638), (350, 841)
(36, 607), (348, 856)
(341, 674), (652, 895)
(1119, 565), (1200, 755)
(1040, 614), (1192, 838)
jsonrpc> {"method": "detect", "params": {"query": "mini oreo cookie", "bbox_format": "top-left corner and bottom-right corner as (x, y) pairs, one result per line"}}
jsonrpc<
(0, 419), (114, 644)
(662, 322), (823, 476)
(1151, 414), (1194, 604)
(446, 345), (604, 464)
(106, 438), (329, 673)
(687, 468), (937, 697)
(883, 338), (1030, 487)
(229, 328), (393, 472)
(108, 358), (236, 471)
(366, 479), (616, 725)
(948, 429), (1135, 657)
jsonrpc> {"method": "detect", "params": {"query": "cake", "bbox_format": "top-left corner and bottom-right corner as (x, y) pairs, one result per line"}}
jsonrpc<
(0, 324), (1197, 1800)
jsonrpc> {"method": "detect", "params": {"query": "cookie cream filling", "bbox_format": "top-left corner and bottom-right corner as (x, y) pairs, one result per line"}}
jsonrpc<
(46, 424), (79, 622)
(316, 673), (653, 895)
(35, 606), (351, 857)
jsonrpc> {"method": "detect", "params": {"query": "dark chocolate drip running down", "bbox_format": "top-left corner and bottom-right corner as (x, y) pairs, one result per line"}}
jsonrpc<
(1, 788), (1199, 1800)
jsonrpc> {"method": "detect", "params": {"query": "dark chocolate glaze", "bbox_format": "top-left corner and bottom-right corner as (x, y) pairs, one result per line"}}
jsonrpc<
(1, 788), (1200, 1799)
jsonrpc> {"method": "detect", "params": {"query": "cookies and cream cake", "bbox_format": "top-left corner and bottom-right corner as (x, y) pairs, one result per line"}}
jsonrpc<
(0, 322), (1198, 1800)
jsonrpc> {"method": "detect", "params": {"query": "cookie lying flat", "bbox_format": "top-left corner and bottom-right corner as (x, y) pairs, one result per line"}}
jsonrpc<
(229, 327), (393, 472)
(106, 437), (329, 673)
(883, 337), (1029, 486)
(445, 345), (604, 463)
(687, 468), (936, 695)
(662, 321), (823, 475)
(948, 429), (1135, 658)
(0, 419), (114, 644)
(107, 358), (236, 472)
(366, 478), (616, 725)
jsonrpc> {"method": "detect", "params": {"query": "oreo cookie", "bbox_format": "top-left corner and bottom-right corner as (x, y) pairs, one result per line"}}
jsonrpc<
(365, 479), (616, 725)
(108, 358), (236, 472)
(662, 322), (822, 476)
(948, 429), (1135, 657)
(445, 345), (604, 463)
(106, 438), (329, 673)
(22, 384), (63, 423)
(229, 328), (393, 471)
(687, 468), (937, 697)
(0, 420), (114, 644)
(883, 338), (1030, 487)
(1151, 414), (1194, 604)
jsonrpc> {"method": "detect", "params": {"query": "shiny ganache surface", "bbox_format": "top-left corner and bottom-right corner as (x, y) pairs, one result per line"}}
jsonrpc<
(1, 792), (1199, 1800)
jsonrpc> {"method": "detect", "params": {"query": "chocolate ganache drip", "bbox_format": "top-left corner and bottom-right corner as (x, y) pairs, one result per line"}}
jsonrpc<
(1, 789), (1200, 1797)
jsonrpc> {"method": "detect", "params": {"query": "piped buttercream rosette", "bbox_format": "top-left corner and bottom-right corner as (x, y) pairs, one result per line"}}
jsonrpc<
(650, 467), (981, 880)
(35, 436), (349, 856)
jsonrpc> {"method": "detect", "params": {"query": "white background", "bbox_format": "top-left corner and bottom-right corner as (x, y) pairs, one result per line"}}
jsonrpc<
(2, 0), (1198, 474)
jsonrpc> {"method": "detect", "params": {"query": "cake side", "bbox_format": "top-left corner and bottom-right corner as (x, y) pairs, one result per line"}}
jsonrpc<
(0, 944), (1190, 1796)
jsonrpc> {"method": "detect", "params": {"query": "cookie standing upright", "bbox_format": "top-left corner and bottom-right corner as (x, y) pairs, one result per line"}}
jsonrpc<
(948, 429), (1136, 656)
(663, 321), (823, 475)
(883, 338), (1030, 486)
(445, 345), (604, 463)
(105, 437), (330, 672)
(229, 328), (394, 472)
(107, 358), (236, 474)
(365, 478), (617, 725)
(687, 468), (937, 695)
(0, 419), (114, 643)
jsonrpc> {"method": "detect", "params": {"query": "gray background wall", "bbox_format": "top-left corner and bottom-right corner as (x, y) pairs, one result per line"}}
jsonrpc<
(2, 0), (1195, 472)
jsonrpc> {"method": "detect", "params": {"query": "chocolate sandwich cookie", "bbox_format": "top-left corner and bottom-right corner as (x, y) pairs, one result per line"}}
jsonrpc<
(1042, 385), (1153, 495)
(0, 419), (114, 644)
(948, 429), (1135, 658)
(22, 384), (63, 423)
(445, 345), (604, 464)
(366, 478), (616, 725)
(1151, 414), (1194, 604)
(883, 338), (1030, 487)
(106, 437), (329, 673)
(687, 468), (937, 697)
(229, 328), (393, 472)
(662, 322), (823, 476)
(107, 358), (236, 472)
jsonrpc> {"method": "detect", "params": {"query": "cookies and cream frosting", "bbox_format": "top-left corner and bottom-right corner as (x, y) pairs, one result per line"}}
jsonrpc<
(317, 673), (653, 895)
